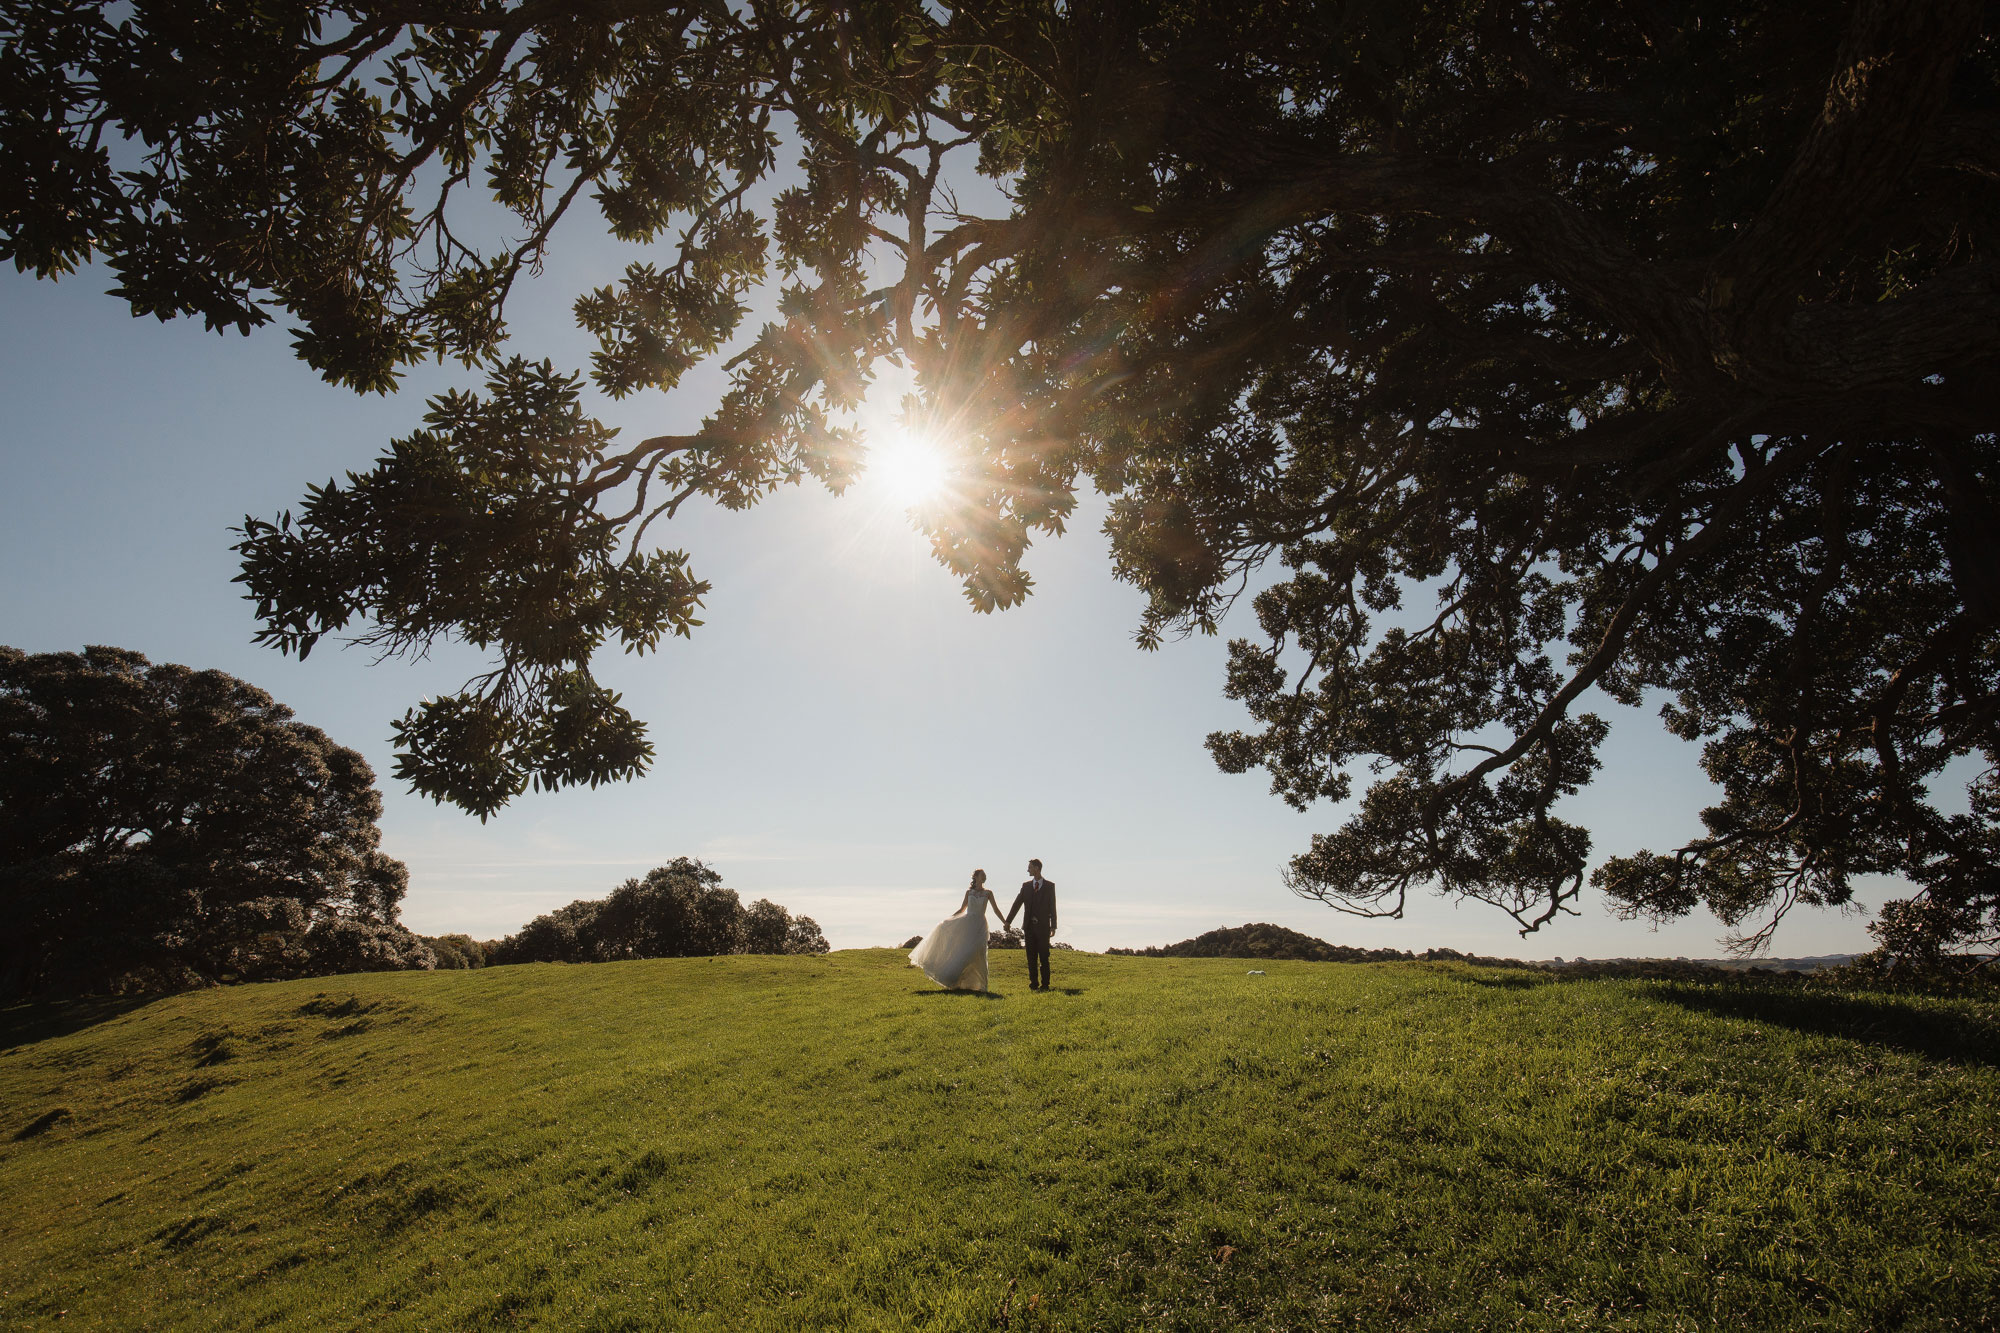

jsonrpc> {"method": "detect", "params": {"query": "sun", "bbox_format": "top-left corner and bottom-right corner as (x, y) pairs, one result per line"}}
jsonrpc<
(868, 429), (951, 507)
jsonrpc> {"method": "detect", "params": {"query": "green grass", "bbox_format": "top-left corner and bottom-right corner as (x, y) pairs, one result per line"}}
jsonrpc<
(2, 952), (1995, 1332)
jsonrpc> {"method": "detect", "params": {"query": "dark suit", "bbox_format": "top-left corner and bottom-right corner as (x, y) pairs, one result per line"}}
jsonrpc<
(1005, 876), (1057, 989)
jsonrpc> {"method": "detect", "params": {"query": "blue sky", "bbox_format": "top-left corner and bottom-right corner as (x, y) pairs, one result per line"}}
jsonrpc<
(0, 232), (1898, 959)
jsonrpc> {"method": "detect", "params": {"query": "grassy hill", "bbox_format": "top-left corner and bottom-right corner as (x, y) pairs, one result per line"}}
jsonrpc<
(3, 952), (1995, 1332)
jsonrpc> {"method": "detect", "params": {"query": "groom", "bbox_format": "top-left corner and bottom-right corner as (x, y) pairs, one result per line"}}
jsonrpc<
(1004, 858), (1057, 991)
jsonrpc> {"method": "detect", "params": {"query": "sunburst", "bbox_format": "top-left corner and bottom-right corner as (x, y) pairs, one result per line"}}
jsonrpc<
(868, 428), (951, 507)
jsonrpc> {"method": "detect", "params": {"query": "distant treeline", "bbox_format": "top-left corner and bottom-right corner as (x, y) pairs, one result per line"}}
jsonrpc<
(468, 858), (829, 967)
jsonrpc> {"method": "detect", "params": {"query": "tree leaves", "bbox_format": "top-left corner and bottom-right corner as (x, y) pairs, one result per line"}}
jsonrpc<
(7, 0), (1998, 955)
(234, 357), (703, 817)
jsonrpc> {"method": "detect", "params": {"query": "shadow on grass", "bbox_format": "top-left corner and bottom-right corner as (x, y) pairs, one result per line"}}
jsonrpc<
(912, 989), (1006, 1001)
(1646, 983), (2000, 1068)
(1, 994), (163, 1053)
(1438, 965), (1999, 1067)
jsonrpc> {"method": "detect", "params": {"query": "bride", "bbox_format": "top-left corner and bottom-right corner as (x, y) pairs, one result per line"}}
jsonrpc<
(909, 869), (1001, 991)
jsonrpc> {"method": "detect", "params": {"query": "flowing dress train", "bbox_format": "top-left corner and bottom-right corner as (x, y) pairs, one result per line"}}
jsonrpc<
(909, 887), (997, 991)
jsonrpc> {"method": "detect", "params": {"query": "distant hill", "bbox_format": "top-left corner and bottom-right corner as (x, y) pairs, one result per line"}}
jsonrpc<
(1618, 954), (1857, 974)
(1106, 926), (1864, 976)
(1106, 922), (1415, 963)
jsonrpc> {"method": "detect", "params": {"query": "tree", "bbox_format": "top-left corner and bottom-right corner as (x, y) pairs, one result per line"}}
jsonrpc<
(783, 913), (831, 955)
(595, 857), (747, 958)
(5, 2), (1996, 955)
(424, 932), (489, 969)
(488, 858), (828, 963)
(742, 896), (796, 954)
(743, 893), (831, 955)
(0, 645), (424, 994)
(490, 897), (603, 965)
(300, 916), (439, 975)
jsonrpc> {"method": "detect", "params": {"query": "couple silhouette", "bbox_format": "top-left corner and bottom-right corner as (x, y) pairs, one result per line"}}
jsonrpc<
(908, 859), (1058, 993)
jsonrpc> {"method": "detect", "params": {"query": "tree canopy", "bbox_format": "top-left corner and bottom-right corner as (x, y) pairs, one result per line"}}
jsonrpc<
(5, 0), (1996, 955)
(0, 645), (428, 994)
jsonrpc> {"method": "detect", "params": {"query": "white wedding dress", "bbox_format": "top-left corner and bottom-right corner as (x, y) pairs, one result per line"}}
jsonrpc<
(909, 887), (999, 991)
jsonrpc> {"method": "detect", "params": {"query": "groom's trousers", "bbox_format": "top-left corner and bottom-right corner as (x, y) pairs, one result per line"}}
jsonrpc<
(1024, 926), (1051, 989)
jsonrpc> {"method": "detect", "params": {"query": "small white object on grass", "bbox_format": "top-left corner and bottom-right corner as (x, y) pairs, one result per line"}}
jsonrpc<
(1246, 969), (1266, 976)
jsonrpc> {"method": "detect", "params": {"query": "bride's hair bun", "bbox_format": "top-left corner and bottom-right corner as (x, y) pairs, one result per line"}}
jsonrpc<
(969, 868), (987, 889)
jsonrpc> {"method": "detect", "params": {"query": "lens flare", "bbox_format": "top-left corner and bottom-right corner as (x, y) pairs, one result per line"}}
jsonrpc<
(869, 429), (950, 506)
